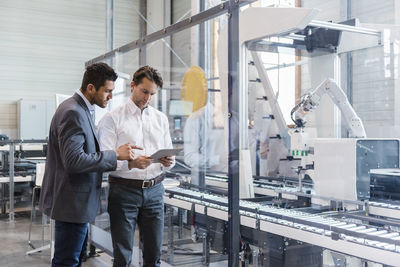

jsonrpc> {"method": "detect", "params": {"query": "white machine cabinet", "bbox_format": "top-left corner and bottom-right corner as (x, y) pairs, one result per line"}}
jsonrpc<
(313, 138), (399, 205)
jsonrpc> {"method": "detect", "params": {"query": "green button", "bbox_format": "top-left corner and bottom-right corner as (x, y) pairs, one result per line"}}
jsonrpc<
(296, 150), (299, 156)
(292, 150), (295, 156)
(305, 151), (308, 156)
(301, 151), (304, 156)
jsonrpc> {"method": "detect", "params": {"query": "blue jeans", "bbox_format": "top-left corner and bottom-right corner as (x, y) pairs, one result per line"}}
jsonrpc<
(52, 220), (88, 267)
(108, 182), (164, 267)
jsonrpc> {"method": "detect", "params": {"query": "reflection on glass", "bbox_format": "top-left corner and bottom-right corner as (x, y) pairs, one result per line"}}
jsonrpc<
(181, 66), (227, 186)
(184, 97), (227, 178)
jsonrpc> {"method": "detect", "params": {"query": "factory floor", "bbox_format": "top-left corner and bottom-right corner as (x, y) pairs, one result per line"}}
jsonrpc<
(0, 211), (113, 267)
(0, 211), (228, 267)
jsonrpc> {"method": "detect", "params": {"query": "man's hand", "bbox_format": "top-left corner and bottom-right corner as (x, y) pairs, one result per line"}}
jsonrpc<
(115, 144), (143, 160)
(128, 156), (153, 170)
(158, 156), (173, 167)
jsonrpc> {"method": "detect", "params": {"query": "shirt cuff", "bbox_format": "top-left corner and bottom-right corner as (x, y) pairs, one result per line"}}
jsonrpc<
(116, 160), (129, 171)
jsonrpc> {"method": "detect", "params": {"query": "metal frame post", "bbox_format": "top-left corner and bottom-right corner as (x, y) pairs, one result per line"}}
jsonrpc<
(252, 249), (259, 267)
(228, 0), (240, 266)
(178, 207), (184, 239)
(106, 0), (114, 52)
(345, 0), (353, 137)
(167, 205), (174, 264)
(2, 180), (6, 214)
(139, 46), (147, 66)
(198, 0), (208, 188)
(198, 0), (206, 69)
(9, 142), (14, 222)
(240, 44), (249, 152)
(202, 232), (210, 266)
(138, 1), (147, 69)
(139, 0), (147, 38)
(261, 241), (269, 266)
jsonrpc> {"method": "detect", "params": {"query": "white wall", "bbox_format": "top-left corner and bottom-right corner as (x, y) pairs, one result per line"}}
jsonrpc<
(0, 0), (140, 138)
(351, 0), (395, 24)
(115, 0), (141, 48)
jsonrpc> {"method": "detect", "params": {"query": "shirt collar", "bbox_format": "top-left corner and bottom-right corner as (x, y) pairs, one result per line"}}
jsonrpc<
(76, 89), (95, 114)
(127, 98), (149, 115)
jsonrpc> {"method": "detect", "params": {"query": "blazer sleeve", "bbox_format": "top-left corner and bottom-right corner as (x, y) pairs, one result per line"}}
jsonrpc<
(57, 109), (117, 174)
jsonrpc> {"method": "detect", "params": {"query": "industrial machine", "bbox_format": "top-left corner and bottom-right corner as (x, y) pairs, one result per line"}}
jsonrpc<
(86, 6), (400, 267)
(0, 140), (47, 176)
(0, 139), (47, 218)
(162, 6), (400, 266)
(370, 169), (400, 201)
(291, 78), (366, 138)
(286, 78), (400, 206)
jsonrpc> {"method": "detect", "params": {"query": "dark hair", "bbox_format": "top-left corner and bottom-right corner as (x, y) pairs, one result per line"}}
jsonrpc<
(80, 63), (118, 92)
(132, 65), (163, 88)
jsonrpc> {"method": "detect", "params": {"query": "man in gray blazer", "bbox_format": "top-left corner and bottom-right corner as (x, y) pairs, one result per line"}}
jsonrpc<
(39, 63), (137, 267)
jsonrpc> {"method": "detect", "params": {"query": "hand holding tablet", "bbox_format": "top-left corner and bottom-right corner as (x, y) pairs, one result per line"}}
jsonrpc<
(150, 148), (183, 163)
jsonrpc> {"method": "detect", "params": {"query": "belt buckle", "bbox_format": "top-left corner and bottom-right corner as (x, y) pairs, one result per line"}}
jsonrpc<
(142, 179), (154, 189)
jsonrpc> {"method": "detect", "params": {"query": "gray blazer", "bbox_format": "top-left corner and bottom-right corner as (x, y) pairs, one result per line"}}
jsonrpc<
(39, 93), (117, 223)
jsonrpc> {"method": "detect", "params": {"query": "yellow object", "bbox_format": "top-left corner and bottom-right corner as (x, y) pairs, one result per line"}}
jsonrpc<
(180, 66), (208, 114)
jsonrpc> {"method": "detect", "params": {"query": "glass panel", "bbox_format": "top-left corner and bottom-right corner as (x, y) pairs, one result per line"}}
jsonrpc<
(88, 3), (400, 266)
(147, 17), (230, 265)
(242, 2), (400, 267)
(339, 29), (400, 138)
(90, 12), (232, 265)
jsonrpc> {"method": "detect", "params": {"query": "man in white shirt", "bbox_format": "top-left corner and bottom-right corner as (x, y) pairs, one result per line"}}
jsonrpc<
(98, 66), (174, 267)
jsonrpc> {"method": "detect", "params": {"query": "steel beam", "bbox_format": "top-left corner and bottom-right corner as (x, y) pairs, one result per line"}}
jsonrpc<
(309, 20), (381, 37)
(228, 0), (240, 266)
(250, 50), (291, 149)
(86, 1), (255, 66)
(8, 144), (14, 222)
(106, 0), (114, 51)
(86, 2), (229, 66)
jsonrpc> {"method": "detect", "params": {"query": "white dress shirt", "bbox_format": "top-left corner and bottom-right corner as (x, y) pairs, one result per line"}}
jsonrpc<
(76, 89), (95, 115)
(98, 99), (174, 180)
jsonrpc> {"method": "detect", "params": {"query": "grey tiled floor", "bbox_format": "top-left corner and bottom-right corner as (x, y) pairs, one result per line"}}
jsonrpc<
(0, 212), (228, 266)
(0, 212), (112, 267)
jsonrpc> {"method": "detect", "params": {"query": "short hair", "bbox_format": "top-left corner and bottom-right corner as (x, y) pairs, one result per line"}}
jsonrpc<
(80, 63), (118, 92)
(132, 65), (163, 88)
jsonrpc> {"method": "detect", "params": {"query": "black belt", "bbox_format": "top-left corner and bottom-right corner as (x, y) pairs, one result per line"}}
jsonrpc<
(109, 173), (165, 189)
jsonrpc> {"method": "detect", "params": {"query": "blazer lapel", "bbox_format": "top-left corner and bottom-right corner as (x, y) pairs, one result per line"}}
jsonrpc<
(86, 109), (100, 145)
(73, 94), (100, 148)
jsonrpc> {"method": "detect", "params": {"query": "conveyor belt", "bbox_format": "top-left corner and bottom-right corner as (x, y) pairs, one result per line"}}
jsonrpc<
(203, 174), (400, 222)
(164, 187), (400, 266)
(369, 201), (400, 220)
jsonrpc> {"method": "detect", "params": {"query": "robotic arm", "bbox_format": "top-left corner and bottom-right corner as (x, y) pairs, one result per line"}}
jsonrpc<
(291, 78), (366, 138)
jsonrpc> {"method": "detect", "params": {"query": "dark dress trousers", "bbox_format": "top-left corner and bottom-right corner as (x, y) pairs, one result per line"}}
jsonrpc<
(39, 93), (117, 223)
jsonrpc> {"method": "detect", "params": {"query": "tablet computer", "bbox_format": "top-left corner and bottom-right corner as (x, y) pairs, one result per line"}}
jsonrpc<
(150, 148), (183, 163)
